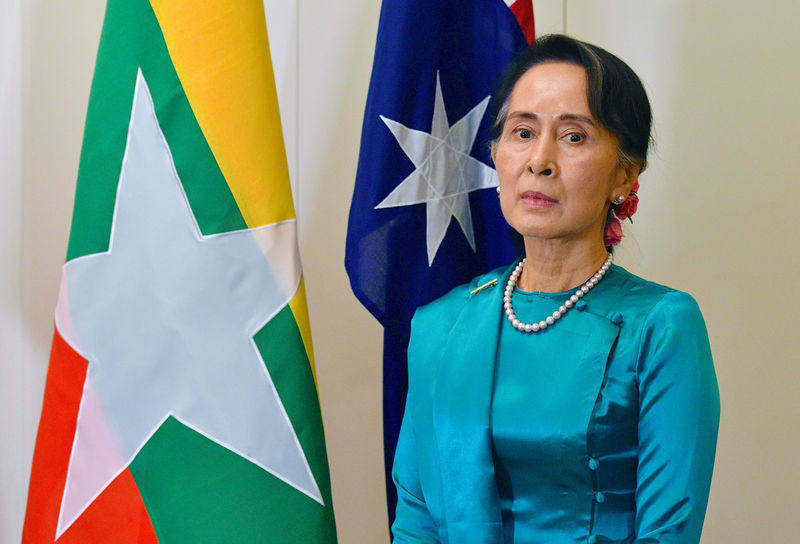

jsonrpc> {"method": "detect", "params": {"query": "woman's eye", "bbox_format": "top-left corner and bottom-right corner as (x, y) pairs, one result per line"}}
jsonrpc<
(566, 133), (583, 143)
(518, 128), (532, 139)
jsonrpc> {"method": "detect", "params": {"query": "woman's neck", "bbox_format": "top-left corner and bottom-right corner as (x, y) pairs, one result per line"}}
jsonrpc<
(518, 239), (610, 293)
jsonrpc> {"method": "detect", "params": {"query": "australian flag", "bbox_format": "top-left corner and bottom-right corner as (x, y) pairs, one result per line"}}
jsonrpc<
(345, 0), (535, 524)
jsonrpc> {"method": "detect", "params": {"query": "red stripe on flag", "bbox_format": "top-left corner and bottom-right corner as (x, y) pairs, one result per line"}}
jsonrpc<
(22, 330), (87, 542)
(22, 330), (157, 543)
(509, 0), (535, 44)
(56, 470), (158, 544)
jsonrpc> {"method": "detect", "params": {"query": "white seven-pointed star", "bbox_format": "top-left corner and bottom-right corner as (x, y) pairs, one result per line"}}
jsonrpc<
(53, 69), (321, 537)
(375, 71), (498, 265)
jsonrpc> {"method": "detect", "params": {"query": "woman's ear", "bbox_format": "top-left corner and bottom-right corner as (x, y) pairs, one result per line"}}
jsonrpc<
(617, 163), (640, 195)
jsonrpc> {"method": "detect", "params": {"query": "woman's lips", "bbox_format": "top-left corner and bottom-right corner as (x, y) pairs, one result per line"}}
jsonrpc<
(521, 190), (558, 207)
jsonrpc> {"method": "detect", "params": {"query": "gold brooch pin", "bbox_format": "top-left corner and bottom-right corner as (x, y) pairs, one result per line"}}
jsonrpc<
(470, 278), (498, 295)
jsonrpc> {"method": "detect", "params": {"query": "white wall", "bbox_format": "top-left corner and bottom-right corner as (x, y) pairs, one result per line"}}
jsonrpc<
(1, 0), (25, 539)
(3, 1), (799, 543)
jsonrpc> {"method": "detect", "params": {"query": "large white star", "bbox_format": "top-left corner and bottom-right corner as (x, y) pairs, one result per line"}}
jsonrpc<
(53, 69), (321, 537)
(375, 72), (498, 265)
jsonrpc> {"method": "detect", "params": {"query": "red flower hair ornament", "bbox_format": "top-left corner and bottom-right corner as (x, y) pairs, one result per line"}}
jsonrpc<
(604, 181), (640, 247)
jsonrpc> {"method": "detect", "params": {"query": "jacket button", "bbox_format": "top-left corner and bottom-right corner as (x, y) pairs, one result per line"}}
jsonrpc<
(595, 491), (606, 503)
(588, 535), (598, 544)
(588, 457), (599, 471)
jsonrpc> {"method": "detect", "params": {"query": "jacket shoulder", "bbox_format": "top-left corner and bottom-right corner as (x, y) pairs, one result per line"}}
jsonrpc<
(407, 263), (514, 380)
(412, 263), (513, 327)
(607, 265), (703, 309)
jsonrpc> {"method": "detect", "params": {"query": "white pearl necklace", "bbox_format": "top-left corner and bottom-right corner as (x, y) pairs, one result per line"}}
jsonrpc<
(503, 253), (613, 333)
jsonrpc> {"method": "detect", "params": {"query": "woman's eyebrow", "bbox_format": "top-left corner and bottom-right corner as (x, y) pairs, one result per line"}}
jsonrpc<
(507, 111), (538, 121)
(558, 113), (596, 126)
(506, 112), (596, 126)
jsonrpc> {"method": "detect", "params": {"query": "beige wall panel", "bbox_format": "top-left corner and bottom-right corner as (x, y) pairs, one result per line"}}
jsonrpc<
(264, 0), (299, 197)
(534, 0), (565, 35)
(1, 1), (25, 542)
(567, 1), (800, 541)
(297, 1), (388, 541)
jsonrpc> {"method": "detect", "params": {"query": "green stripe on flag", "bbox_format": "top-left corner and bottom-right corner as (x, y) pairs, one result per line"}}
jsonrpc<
(130, 417), (332, 543)
(128, 304), (336, 542)
(67, 0), (246, 262)
(254, 303), (336, 520)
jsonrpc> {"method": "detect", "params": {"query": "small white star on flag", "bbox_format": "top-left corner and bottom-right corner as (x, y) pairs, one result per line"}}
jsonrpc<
(375, 72), (499, 266)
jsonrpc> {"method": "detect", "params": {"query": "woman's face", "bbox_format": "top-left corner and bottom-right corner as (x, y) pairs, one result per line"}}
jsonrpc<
(492, 62), (636, 247)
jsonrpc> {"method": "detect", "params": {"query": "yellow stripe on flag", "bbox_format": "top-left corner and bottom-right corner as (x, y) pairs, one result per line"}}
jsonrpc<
(149, 0), (294, 227)
(289, 278), (318, 385)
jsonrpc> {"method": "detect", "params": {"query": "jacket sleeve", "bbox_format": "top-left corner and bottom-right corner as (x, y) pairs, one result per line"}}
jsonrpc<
(391, 402), (441, 543)
(634, 291), (720, 543)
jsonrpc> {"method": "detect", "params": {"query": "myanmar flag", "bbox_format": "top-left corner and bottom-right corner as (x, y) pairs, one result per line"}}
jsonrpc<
(22, 1), (337, 542)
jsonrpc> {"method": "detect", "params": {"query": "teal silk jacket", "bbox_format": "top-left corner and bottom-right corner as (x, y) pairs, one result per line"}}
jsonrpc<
(392, 262), (720, 544)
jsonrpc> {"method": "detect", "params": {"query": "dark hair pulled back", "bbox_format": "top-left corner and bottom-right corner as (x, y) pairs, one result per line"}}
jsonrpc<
(490, 34), (652, 172)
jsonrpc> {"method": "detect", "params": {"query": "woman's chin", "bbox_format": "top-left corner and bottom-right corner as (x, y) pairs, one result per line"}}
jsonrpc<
(516, 229), (606, 248)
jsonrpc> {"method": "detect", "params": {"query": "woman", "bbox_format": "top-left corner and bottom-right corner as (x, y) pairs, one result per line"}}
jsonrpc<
(391, 35), (720, 543)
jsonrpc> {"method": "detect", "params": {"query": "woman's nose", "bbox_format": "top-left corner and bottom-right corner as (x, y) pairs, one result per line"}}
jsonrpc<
(527, 137), (557, 177)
